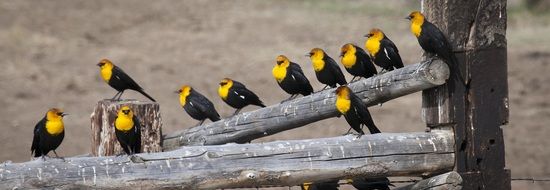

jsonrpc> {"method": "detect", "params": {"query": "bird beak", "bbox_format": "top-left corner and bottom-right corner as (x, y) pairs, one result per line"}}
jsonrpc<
(174, 90), (180, 94)
(405, 16), (412, 20)
(96, 63), (101, 66)
(61, 113), (68, 117)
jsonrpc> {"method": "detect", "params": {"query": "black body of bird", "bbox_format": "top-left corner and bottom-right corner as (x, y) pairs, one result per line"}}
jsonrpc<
(340, 43), (378, 82)
(307, 48), (347, 89)
(218, 78), (266, 115)
(335, 86), (381, 135)
(97, 59), (156, 102)
(349, 177), (394, 190)
(365, 28), (404, 71)
(407, 11), (465, 86)
(178, 85), (221, 125)
(31, 108), (67, 158)
(114, 106), (141, 155)
(272, 55), (314, 101)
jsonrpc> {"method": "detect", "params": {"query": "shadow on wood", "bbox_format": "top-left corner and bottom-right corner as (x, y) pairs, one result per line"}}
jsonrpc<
(0, 130), (454, 189)
(395, 171), (462, 190)
(90, 100), (163, 156)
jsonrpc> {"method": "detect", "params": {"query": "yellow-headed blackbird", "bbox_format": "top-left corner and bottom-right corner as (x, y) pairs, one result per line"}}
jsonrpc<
(31, 108), (67, 158)
(97, 59), (156, 102)
(272, 55), (314, 101)
(406, 11), (464, 85)
(365, 28), (404, 72)
(340, 43), (378, 82)
(218, 78), (266, 115)
(177, 85), (221, 126)
(348, 177), (393, 190)
(301, 180), (340, 190)
(335, 86), (381, 135)
(114, 106), (141, 155)
(307, 48), (347, 90)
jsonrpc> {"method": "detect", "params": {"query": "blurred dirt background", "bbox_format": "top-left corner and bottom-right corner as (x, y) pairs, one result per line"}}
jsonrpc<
(0, 0), (548, 189)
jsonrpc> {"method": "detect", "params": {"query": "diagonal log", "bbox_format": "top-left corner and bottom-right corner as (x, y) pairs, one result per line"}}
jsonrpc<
(0, 130), (454, 189)
(163, 59), (449, 149)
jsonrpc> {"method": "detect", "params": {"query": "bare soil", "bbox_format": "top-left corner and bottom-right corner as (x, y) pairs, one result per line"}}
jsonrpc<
(0, 0), (548, 189)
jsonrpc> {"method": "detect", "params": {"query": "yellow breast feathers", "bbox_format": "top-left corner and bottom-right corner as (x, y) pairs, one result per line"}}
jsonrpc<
(98, 59), (114, 82)
(408, 11), (425, 37)
(335, 87), (351, 114)
(45, 108), (65, 136)
(309, 48), (326, 72)
(178, 86), (192, 106)
(365, 29), (384, 57)
(273, 55), (290, 83)
(341, 44), (357, 69)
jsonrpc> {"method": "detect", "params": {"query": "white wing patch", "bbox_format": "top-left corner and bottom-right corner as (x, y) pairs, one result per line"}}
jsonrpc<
(234, 91), (245, 100)
(384, 48), (391, 60)
(291, 74), (296, 81)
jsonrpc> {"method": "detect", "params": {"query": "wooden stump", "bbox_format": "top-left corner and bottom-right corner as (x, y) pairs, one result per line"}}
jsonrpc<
(90, 100), (162, 156)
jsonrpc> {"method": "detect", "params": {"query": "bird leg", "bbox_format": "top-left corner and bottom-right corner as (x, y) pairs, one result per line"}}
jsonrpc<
(232, 108), (242, 116)
(195, 120), (205, 127)
(343, 127), (353, 135)
(111, 91), (122, 101)
(316, 85), (329, 92)
(281, 94), (297, 103)
(116, 90), (125, 101)
(349, 76), (358, 83)
(52, 150), (65, 161)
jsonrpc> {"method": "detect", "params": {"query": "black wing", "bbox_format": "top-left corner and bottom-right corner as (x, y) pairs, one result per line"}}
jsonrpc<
(233, 84), (265, 107)
(190, 92), (221, 121)
(132, 116), (142, 154)
(382, 37), (404, 69)
(325, 56), (347, 85)
(112, 66), (144, 91)
(355, 45), (378, 77)
(422, 21), (464, 86)
(31, 116), (46, 157)
(289, 62), (314, 95)
(350, 92), (381, 134)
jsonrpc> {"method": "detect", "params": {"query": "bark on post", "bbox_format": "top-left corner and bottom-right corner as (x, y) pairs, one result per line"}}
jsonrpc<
(90, 100), (162, 156)
(421, 1), (510, 189)
(163, 59), (449, 149)
(0, 130), (454, 189)
(395, 171), (462, 190)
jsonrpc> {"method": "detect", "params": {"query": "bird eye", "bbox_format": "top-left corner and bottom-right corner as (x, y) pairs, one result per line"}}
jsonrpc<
(178, 89), (182, 93)
(276, 61), (283, 64)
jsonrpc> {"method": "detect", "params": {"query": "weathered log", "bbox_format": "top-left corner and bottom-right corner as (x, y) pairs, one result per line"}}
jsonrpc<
(90, 100), (163, 156)
(0, 130), (454, 189)
(163, 59), (449, 149)
(395, 171), (462, 190)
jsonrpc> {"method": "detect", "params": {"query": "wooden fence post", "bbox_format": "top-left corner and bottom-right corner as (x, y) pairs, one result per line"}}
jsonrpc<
(90, 100), (163, 156)
(422, 0), (510, 189)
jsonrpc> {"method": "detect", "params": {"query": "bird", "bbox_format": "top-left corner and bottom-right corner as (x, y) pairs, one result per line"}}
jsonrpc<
(364, 28), (404, 72)
(347, 177), (393, 190)
(306, 48), (347, 90)
(97, 59), (156, 102)
(114, 106), (141, 155)
(301, 180), (340, 190)
(334, 86), (381, 135)
(272, 55), (314, 102)
(177, 85), (221, 126)
(406, 11), (465, 86)
(31, 108), (67, 159)
(340, 43), (378, 82)
(218, 78), (266, 115)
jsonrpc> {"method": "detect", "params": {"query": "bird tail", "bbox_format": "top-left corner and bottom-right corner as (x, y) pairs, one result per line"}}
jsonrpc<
(449, 52), (466, 87)
(137, 89), (156, 102)
(255, 101), (266, 108)
(302, 83), (314, 96)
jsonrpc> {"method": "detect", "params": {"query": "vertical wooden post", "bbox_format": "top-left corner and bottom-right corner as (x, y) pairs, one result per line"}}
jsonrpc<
(421, 0), (510, 189)
(90, 100), (163, 156)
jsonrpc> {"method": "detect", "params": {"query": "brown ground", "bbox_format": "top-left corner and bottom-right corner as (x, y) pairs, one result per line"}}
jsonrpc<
(0, 0), (548, 189)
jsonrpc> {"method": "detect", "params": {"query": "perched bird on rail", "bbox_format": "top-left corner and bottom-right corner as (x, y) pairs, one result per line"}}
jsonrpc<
(347, 177), (394, 190)
(97, 59), (156, 102)
(218, 78), (266, 115)
(301, 180), (340, 190)
(114, 106), (141, 155)
(406, 11), (465, 86)
(364, 28), (404, 72)
(31, 108), (67, 159)
(340, 43), (378, 82)
(335, 86), (381, 135)
(177, 85), (221, 126)
(306, 48), (347, 90)
(272, 55), (314, 102)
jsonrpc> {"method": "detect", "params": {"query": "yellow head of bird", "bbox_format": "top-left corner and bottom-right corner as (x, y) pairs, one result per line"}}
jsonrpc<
(218, 78), (233, 100)
(219, 78), (232, 87)
(365, 28), (385, 40)
(46, 108), (66, 121)
(307, 48), (324, 59)
(335, 85), (350, 100)
(117, 106), (134, 118)
(97, 59), (114, 68)
(340, 43), (355, 57)
(177, 85), (192, 106)
(275, 55), (290, 66)
(406, 11), (425, 23)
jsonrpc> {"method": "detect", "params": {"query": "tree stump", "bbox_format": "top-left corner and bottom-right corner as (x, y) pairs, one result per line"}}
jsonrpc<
(90, 100), (162, 156)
